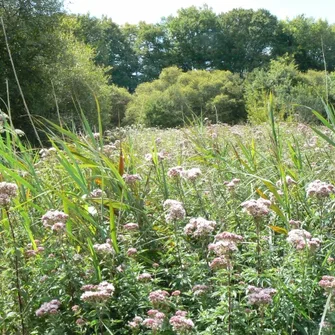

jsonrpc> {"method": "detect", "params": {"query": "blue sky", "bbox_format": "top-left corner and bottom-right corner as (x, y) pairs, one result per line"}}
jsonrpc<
(65, 0), (335, 25)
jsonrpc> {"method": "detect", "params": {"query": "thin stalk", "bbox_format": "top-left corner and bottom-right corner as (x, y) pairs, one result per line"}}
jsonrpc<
(6, 209), (25, 334)
(0, 17), (42, 147)
(5, 78), (16, 153)
(159, 160), (169, 200)
(228, 262), (232, 335)
(51, 80), (65, 142)
(192, 181), (208, 219)
(173, 220), (183, 267)
(318, 293), (332, 335)
(255, 218), (261, 274)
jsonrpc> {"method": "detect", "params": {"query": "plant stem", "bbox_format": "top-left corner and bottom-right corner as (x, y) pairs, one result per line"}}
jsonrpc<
(255, 218), (261, 274)
(7, 209), (25, 334)
(173, 220), (183, 267)
(228, 263), (232, 335)
(192, 181), (208, 219)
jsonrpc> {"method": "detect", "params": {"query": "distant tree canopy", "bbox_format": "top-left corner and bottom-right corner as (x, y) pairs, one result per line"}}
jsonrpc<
(1, 2), (335, 141)
(74, 6), (335, 89)
(0, 0), (111, 141)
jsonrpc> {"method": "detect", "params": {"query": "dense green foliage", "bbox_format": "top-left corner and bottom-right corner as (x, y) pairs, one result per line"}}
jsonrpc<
(125, 67), (245, 126)
(0, 111), (335, 334)
(2, 1), (335, 140)
(0, 1), (111, 141)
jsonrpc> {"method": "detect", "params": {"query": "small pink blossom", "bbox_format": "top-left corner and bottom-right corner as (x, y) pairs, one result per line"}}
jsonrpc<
(123, 173), (142, 185)
(163, 199), (186, 222)
(123, 223), (139, 231)
(167, 166), (184, 178)
(128, 316), (143, 329)
(287, 229), (320, 251)
(80, 281), (115, 303)
(209, 256), (230, 270)
(36, 299), (61, 317)
(142, 310), (165, 331)
(41, 210), (68, 228)
(241, 198), (271, 218)
(184, 217), (216, 238)
(169, 311), (194, 332)
(76, 318), (86, 326)
(127, 248), (137, 257)
(319, 276), (335, 294)
(149, 290), (170, 306)
(137, 273), (152, 282)
(182, 168), (202, 181)
(93, 241), (114, 254)
(247, 286), (277, 305)
(306, 180), (335, 198)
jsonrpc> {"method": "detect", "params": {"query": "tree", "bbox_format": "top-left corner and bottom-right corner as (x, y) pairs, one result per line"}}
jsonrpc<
(165, 5), (220, 71)
(217, 9), (280, 73)
(281, 16), (335, 71)
(244, 56), (330, 123)
(0, 3), (112, 141)
(129, 21), (174, 83)
(75, 15), (139, 91)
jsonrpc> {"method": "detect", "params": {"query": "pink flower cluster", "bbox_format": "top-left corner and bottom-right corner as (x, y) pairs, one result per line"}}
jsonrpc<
(145, 152), (166, 162)
(163, 199), (186, 222)
(182, 168), (202, 181)
(289, 219), (302, 229)
(142, 310), (165, 331)
(25, 240), (44, 258)
(122, 173), (142, 185)
(287, 229), (320, 251)
(169, 310), (194, 332)
(167, 166), (184, 178)
(36, 299), (61, 317)
(0, 182), (18, 207)
(184, 217), (216, 238)
(123, 222), (139, 231)
(241, 198), (272, 218)
(127, 247), (137, 256)
(41, 209), (68, 232)
(128, 316), (143, 329)
(306, 180), (335, 198)
(80, 281), (115, 303)
(149, 290), (170, 306)
(93, 240), (114, 254)
(224, 178), (241, 190)
(319, 276), (335, 294)
(208, 240), (238, 255)
(216, 232), (244, 243)
(137, 273), (152, 282)
(102, 144), (116, 157)
(90, 188), (106, 198)
(276, 175), (297, 188)
(167, 166), (202, 181)
(208, 231), (243, 270)
(247, 286), (277, 305)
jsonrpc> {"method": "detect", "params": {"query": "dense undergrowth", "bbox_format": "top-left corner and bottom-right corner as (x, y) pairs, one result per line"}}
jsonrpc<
(0, 111), (335, 334)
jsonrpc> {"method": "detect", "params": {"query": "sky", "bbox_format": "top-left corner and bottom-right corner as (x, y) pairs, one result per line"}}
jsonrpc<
(65, 0), (335, 25)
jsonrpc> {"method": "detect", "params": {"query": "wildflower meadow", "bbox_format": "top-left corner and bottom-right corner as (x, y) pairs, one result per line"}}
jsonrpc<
(0, 106), (335, 334)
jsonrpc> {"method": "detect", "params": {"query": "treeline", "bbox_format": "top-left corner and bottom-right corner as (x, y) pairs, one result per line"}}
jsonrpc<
(1, 1), (335, 141)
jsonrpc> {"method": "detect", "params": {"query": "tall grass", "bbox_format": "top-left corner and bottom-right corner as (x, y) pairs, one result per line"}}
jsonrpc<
(0, 102), (334, 334)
